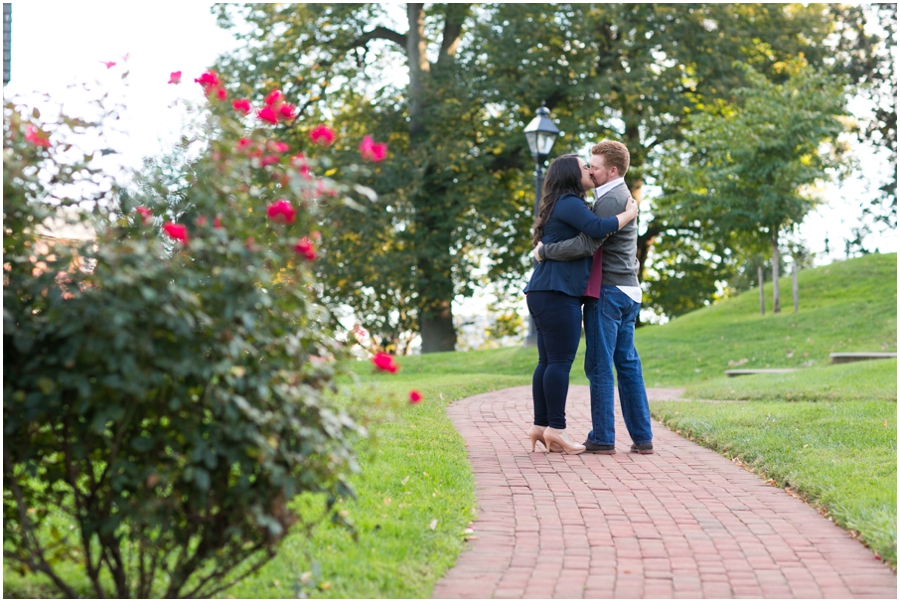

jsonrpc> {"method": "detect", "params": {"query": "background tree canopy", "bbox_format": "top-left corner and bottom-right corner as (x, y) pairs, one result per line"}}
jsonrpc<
(212, 3), (895, 348)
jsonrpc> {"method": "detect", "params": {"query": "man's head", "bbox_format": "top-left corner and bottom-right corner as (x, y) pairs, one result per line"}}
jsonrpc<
(589, 140), (630, 187)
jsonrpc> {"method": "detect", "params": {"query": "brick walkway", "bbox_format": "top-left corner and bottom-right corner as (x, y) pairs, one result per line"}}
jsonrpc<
(431, 385), (896, 599)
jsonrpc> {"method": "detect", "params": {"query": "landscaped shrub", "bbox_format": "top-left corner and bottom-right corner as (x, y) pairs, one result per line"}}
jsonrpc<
(3, 71), (385, 597)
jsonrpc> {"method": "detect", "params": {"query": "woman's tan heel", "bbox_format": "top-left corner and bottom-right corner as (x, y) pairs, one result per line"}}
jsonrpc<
(527, 425), (548, 452)
(543, 427), (586, 455)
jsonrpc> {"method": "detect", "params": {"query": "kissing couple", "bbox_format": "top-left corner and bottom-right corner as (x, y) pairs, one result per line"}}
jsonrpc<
(524, 141), (654, 456)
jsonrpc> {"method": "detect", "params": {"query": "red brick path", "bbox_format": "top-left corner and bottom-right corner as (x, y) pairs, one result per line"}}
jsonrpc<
(431, 385), (896, 599)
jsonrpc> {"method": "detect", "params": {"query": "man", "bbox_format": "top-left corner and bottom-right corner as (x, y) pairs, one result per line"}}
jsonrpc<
(533, 140), (653, 454)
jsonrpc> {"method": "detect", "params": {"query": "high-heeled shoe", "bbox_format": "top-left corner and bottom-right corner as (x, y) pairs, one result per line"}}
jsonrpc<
(527, 425), (549, 452)
(543, 427), (586, 455)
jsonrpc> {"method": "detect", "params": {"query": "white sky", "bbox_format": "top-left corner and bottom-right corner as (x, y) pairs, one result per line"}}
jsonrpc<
(5, 3), (896, 327)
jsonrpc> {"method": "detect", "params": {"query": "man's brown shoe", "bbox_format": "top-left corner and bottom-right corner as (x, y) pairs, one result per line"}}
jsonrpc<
(630, 441), (654, 454)
(583, 440), (616, 454)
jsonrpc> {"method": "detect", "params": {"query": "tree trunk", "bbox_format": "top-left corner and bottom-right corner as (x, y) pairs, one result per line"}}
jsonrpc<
(758, 266), (765, 316)
(771, 232), (781, 313)
(406, 4), (429, 142)
(406, 4), (457, 352)
(420, 300), (457, 353)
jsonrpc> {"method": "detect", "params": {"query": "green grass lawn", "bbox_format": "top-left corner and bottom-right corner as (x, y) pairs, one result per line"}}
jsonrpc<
(221, 373), (530, 599)
(5, 254), (896, 597)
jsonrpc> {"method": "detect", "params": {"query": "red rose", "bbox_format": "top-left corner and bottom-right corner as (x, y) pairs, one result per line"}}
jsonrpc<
(163, 222), (188, 244)
(232, 98), (251, 114)
(266, 199), (296, 224)
(278, 103), (296, 120)
(372, 352), (398, 374)
(168, 71), (182, 84)
(309, 124), (336, 146)
(24, 125), (51, 148)
(236, 138), (254, 152)
(409, 390), (422, 404)
(214, 87), (227, 101)
(359, 135), (388, 162)
(257, 107), (278, 124)
(214, 216), (223, 229)
(264, 89), (283, 107)
(260, 155), (279, 167)
(293, 237), (317, 261)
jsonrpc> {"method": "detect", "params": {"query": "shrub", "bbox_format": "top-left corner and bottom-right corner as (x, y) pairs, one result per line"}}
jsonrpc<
(3, 73), (378, 597)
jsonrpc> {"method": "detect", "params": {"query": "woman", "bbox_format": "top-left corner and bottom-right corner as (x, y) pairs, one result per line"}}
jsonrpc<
(524, 154), (638, 455)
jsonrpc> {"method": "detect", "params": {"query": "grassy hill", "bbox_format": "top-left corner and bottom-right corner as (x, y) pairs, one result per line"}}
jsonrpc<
(385, 252), (897, 388)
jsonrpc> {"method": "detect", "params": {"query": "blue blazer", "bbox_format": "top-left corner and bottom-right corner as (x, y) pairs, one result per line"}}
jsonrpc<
(524, 193), (620, 298)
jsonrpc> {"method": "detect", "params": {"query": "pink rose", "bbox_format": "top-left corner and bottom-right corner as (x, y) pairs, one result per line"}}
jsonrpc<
(232, 98), (251, 114)
(359, 135), (388, 162)
(257, 107), (278, 124)
(278, 103), (296, 120)
(266, 199), (296, 224)
(195, 71), (220, 89)
(264, 89), (283, 107)
(372, 352), (398, 373)
(24, 125), (51, 148)
(101, 61), (116, 69)
(409, 390), (422, 404)
(293, 237), (317, 261)
(136, 206), (152, 224)
(168, 71), (182, 84)
(163, 222), (188, 244)
(309, 124), (336, 146)
(260, 155), (279, 167)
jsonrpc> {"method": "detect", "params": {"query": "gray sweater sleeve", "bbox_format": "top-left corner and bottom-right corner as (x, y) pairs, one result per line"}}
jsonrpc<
(538, 230), (608, 261)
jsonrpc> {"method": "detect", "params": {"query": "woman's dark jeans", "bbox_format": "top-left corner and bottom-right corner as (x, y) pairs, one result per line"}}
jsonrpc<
(527, 290), (583, 430)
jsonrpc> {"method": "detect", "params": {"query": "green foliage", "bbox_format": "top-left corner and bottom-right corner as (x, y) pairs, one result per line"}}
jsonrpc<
(2, 78), (369, 597)
(211, 3), (879, 338)
(661, 62), (849, 246)
(651, 400), (897, 567)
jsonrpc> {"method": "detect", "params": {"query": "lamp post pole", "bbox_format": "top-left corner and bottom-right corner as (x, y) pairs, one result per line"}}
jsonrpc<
(522, 103), (559, 348)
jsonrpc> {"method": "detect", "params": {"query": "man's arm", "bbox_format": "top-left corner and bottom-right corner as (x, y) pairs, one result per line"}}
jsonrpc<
(536, 231), (608, 262)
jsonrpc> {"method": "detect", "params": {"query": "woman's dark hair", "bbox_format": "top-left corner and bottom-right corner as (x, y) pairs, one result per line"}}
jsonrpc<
(532, 154), (586, 247)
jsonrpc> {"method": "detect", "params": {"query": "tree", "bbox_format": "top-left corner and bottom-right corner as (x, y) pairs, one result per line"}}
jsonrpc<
(212, 4), (880, 333)
(214, 4), (524, 352)
(658, 63), (849, 313)
(834, 3), (897, 251)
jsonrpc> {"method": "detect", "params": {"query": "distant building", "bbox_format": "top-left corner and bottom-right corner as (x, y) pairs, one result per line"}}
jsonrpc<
(3, 4), (9, 85)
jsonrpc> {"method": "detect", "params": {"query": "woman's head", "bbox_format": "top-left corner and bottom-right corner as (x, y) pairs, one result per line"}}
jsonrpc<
(532, 154), (593, 247)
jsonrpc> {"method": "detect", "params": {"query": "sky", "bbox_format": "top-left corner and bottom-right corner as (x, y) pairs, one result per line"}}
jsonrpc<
(5, 3), (896, 331)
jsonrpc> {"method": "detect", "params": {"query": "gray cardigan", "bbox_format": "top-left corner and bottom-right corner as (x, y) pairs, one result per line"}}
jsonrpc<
(537, 183), (640, 287)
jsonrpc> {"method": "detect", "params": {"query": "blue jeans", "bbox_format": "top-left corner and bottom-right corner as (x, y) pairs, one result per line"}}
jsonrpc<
(527, 291), (583, 430)
(583, 286), (653, 446)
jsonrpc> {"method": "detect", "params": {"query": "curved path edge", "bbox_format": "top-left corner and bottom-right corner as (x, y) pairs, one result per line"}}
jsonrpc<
(431, 385), (896, 599)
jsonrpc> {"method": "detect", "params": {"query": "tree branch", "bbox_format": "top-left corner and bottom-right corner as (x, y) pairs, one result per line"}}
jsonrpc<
(349, 26), (408, 53)
(437, 4), (470, 66)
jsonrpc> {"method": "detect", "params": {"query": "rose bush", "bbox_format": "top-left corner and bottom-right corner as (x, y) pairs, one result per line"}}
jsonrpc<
(3, 71), (383, 598)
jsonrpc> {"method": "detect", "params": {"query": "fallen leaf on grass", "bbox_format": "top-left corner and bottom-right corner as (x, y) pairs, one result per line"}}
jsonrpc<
(429, 519), (437, 531)
(383, 497), (391, 506)
(401, 475), (410, 486)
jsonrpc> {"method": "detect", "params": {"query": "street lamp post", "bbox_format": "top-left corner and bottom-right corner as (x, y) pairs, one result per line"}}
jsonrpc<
(522, 103), (560, 348)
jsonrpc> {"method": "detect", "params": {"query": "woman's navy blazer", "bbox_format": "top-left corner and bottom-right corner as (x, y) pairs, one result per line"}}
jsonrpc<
(523, 193), (619, 298)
